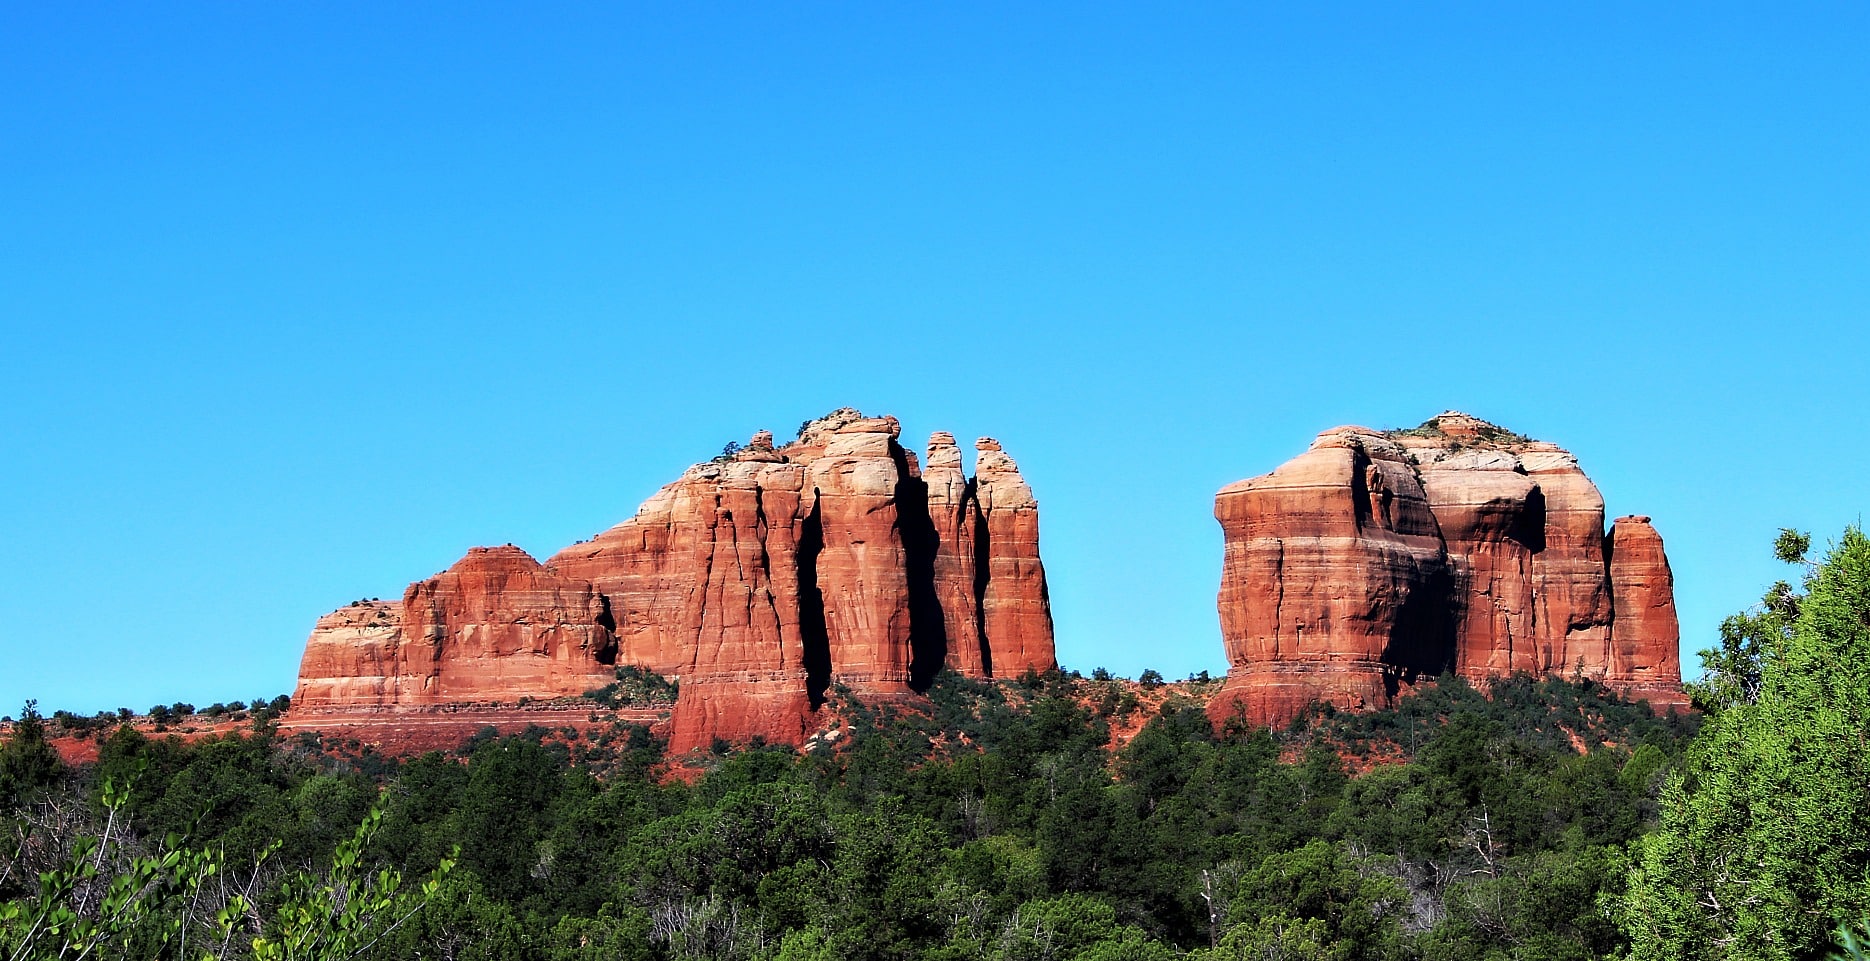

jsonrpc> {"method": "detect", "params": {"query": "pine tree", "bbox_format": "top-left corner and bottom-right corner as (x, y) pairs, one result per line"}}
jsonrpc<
(0, 700), (61, 809)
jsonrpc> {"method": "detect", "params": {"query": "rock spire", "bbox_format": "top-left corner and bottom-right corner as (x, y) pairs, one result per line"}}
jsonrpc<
(293, 409), (1058, 752)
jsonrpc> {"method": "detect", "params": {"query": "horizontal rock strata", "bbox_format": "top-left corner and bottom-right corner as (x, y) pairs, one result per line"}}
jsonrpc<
(293, 410), (1057, 752)
(1209, 412), (1688, 728)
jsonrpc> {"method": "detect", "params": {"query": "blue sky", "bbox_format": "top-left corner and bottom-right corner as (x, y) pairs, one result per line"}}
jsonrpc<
(4, 4), (1867, 714)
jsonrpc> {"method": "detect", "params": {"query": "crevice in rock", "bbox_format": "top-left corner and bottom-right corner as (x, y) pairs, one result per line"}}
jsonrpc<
(751, 486), (783, 663)
(970, 479), (993, 678)
(1515, 485), (1548, 554)
(722, 507), (760, 652)
(1349, 447), (1374, 532)
(694, 494), (721, 671)
(1600, 527), (1618, 631)
(894, 441), (947, 693)
(798, 492), (832, 708)
(593, 594), (618, 666)
(754, 486), (773, 582)
(1270, 538), (1285, 657)
(1381, 560), (1458, 694)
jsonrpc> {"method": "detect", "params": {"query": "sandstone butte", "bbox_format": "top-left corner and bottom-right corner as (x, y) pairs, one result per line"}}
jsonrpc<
(1208, 412), (1690, 730)
(292, 409), (1058, 753)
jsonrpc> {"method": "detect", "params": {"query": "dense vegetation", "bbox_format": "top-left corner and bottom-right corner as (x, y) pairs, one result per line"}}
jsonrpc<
(1620, 527), (1870, 961)
(4, 525), (1866, 960)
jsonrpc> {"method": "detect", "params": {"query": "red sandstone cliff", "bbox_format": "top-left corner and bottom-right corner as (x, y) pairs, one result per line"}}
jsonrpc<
(295, 547), (617, 709)
(1210, 413), (1686, 728)
(975, 439), (1055, 678)
(292, 409), (1057, 753)
(1212, 428), (1452, 726)
(925, 432), (986, 676)
(806, 416), (915, 693)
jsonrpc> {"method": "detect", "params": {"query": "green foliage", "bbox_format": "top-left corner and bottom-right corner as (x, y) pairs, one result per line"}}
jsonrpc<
(1621, 526), (1870, 960)
(1197, 915), (1336, 961)
(0, 702), (61, 810)
(4, 665), (1703, 958)
(1689, 533), (1811, 713)
(1290, 671), (1694, 760)
(774, 924), (836, 961)
(0, 770), (450, 961)
(1219, 840), (1405, 959)
(1833, 918), (1870, 960)
(1383, 415), (1534, 446)
(250, 807), (457, 961)
(1774, 528), (1813, 566)
(583, 665), (679, 708)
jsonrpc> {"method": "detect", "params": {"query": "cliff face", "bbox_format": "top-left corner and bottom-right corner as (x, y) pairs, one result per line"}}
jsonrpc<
(1605, 515), (1684, 707)
(294, 547), (618, 709)
(1209, 413), (1687, 728)
(292, 410), (1057, 753)
(975, 439), (1055, 678)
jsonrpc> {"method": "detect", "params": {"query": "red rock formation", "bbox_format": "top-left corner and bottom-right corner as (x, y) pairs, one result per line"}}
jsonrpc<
(293, 547), (619, 712)
(1520, 446), (1616, 675)
(1607, 516), (1690, 712)
(808, 416), (914, 693)
(293, 602), (410, 709)
(924, 432), (986, 677)
(1210, 413), (1685, 729)
(974, 439), (1058, 677)
(669, 449), (817, 752)
(1403, 433), (1546, 678)
(292, 408), (1058, 753)
(404, 546), (619, 702)
(1212, 429), (1452, 726)
(548, 478), (714, 677)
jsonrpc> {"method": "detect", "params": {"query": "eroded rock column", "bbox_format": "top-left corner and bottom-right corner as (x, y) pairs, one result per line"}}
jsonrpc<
(975, 438), (1057, 677)
(808, 417), (913, 693)
(925, 432), (987, 676)
(1522, 446), (1615, 676)
(1606, 515), (1689, 712)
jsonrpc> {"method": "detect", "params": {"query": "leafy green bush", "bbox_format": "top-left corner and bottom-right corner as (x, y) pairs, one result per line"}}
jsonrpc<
(583, 665), (679, 708)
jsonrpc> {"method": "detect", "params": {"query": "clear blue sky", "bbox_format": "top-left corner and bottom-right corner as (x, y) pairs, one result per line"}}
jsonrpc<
(4, 4), (1867, 715)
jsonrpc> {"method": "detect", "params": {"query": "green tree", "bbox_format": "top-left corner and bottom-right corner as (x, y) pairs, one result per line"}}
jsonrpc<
(251, 806), (456, 961)
(1, 777), (449, 961)
(1621, 526), (1870, 960)
(1689, 530), (1809, 712)
(0, 701), (61, 810)
(449, 733), (567, 904)
(1225, 840), (1406, 960)
(1196, 915), (1337, 961)
(774, 924), (837, 961)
